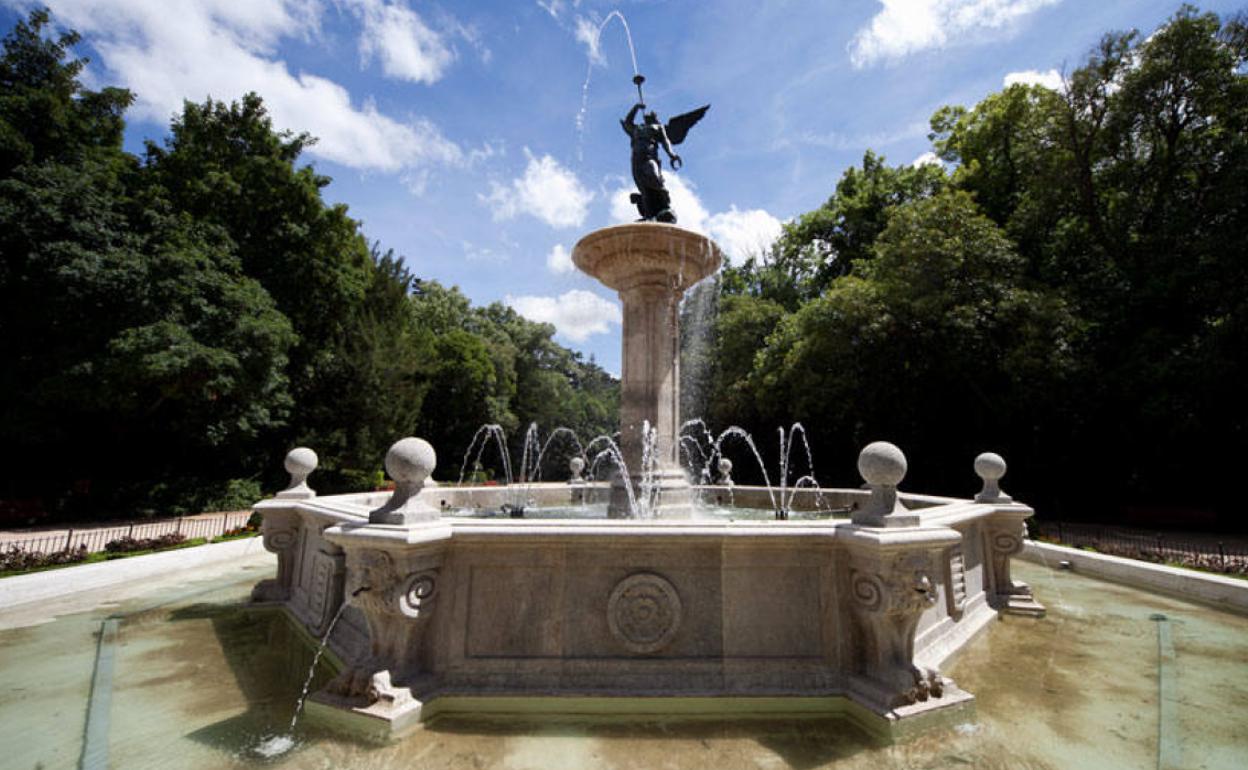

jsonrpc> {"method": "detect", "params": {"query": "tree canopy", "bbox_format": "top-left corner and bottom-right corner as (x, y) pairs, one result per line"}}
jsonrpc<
(0, 9), (618, 519)
(694, 5), (1246, 525)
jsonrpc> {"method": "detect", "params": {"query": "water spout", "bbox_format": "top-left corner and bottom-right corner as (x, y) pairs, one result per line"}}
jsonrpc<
(577, 10), (641, 161)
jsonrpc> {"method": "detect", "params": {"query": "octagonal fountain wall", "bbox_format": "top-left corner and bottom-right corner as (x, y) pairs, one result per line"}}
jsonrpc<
(249, 223), (1043, 742)
(253, 444), (1042, 742)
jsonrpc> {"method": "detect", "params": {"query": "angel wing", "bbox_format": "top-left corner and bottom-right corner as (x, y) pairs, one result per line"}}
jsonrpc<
(665, 105), (710, 146)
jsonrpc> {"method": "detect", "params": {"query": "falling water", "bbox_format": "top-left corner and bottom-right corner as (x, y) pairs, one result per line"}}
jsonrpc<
(583, 432), (642, 516)
(679, 277), (719, 421)
(577, 10), (641, 162)
(680, 421), (830, 518)
(457, 424), (514, 487)
(289, 601), (352, 730)
(253, 594), (356, 757)
(533, 426), (591, 481)
(713, 426), (779, 513)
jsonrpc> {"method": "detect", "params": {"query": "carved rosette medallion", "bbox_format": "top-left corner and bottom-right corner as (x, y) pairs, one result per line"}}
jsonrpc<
(607, 572), (682, 654)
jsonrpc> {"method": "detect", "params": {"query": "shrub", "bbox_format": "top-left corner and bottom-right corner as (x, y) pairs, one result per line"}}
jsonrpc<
(104, 532), (187, 554)
(0, 544), (87, 572)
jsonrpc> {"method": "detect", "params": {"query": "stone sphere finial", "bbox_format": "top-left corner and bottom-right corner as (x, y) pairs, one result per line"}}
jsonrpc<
(974, 452), (1013, 503)
(857, 441), (907, 487)
(716, 457), (734, 485)
(568, 456), (586, 483)
(278, 447), (318, 499)
(371, 438), (439, 525)
(385, 437), (436, 487)
(853, 441), (917, 527)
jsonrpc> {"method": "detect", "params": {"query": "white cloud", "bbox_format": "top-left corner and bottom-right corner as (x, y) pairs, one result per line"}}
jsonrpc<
(546, 243), (574, 274)
(911, 151), (942, 167)
(574, 15), (604, 65)
(609, 173), (708, 231)
(506, 290), (621, 343)
(849, 0), (1061, 68)
(462, 240), (506, 263)
(608, 175), (780, 261)
(537, 0), (566, 20)
(39, 0), (462, 176)
(482, 150), (593, 229)
(348, 0), (454, 84)
(1004, 68), (1063, 90)
(706, 207), (783, 262)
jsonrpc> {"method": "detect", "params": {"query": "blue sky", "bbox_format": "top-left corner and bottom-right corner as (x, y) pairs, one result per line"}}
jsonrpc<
(3, 0), (1241, 374)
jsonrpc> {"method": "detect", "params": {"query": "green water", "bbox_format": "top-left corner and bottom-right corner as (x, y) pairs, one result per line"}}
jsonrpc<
(1, 554), (1245, 769)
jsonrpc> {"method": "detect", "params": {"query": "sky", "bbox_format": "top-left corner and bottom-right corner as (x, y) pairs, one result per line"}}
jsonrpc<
(2, 0), (1242, 375)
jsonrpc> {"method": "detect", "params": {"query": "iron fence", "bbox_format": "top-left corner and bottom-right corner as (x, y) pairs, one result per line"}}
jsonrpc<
(0, 511), (254, 556)
(1029, 520), (1248, 576)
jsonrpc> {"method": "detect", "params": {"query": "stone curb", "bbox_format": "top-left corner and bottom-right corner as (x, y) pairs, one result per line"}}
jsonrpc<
(0, 536), (267, 610)
(1021, 540), (1248, 614)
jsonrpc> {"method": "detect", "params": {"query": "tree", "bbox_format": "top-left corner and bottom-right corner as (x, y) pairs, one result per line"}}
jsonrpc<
(724, 152), (947, 308)
(0, 8), (623, 517)
(0, 9), (132, 175)
(743, 191), (1081, 492)
(0, 20), (295, 513)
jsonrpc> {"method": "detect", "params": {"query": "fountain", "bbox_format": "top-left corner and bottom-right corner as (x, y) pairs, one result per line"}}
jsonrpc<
(251, 428), (1042, 742)
(247, 36), (1043, 745)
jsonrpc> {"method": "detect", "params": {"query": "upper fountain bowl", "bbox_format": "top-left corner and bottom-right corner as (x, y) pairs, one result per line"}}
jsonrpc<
(572, 223), (722, 293)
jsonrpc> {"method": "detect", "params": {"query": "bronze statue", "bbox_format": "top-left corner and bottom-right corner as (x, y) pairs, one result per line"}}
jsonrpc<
(621, 75), (708, 223)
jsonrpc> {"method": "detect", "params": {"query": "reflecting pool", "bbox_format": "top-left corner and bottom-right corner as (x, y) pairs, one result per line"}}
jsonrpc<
(1, 551), (1244, 769)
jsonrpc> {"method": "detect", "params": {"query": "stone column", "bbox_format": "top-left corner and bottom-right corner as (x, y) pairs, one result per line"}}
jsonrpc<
(573, 223), (722, 518)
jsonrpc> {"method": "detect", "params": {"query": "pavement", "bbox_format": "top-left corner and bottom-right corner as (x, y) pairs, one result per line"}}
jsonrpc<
(0, 536), (272, 616)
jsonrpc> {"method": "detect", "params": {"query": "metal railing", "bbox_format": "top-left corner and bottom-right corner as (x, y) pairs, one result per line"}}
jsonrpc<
(0, 511), (253, 556)
(1030, 520), (1248, 576)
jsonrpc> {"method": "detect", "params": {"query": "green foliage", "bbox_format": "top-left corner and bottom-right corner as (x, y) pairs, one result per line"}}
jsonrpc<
(0, 8), (619, 518)
(0, 9), (132, 174)
(696, 6), (1246, 520)
(723, 151), (946, 308)
(408, 283), (619, 480)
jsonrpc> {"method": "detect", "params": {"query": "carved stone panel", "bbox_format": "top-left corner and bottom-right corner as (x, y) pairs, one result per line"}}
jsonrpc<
(465, 566), (560, 658)
(307, 550), (346, 635)
(607, 572), (683, 654)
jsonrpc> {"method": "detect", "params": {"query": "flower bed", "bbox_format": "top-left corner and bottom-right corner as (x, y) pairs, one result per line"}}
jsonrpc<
(0, 544), (88, 572)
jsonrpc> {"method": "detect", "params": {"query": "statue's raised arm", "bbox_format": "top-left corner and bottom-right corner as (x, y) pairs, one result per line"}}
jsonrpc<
(621, 102), (644, 136)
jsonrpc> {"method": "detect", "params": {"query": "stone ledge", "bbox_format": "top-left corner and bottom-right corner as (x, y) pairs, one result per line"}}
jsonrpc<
(1020, 540), (1248, 615)
(304, 691), (975, 745)
(0, 536), (269, 610)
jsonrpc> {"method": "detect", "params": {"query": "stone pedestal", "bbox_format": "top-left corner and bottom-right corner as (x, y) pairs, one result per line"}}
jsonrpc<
(572, 223), (722, 518)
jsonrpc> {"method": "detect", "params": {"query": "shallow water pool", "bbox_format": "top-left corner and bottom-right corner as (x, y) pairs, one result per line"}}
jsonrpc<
(446, 501), (846, 521)
(1, 551), (1244, 769)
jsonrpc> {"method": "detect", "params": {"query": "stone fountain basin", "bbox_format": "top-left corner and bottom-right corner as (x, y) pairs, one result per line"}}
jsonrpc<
(572, 222), (722, 292)
(253, 483), (1033, 742)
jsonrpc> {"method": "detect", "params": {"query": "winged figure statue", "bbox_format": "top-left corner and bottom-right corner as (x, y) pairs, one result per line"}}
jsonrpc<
(621, 102), (709, 223)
